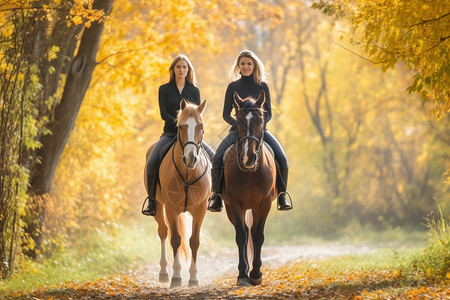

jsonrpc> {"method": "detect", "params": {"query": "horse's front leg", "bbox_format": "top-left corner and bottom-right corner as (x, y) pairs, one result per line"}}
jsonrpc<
(234, 213), (251, 286)
(249, 217), (266, 285)
(249, 203), (270, 285)
(188, 209), (205, 286)
(167, 215), (182, 288)
(154, 204), (169, 282)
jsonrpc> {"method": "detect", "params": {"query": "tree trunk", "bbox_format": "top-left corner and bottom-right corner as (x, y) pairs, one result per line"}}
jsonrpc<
(26, 0), (115, 258)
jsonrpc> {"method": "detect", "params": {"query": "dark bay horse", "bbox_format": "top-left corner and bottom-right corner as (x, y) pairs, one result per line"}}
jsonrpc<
(144, 99), (212, 287)
(223, 91), (277, 286)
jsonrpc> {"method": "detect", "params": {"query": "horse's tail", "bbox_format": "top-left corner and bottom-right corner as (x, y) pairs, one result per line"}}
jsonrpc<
(245, 209), (254, 273)
(178, 212), (191, 262)
(164, 212), (191, 263)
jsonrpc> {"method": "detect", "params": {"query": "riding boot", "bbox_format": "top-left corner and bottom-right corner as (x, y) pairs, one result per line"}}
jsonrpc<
(207, 166), (223, 212)
(277, 168), (292, 211)
(142, 196), (157, 216)
(142, 165), (158, 216)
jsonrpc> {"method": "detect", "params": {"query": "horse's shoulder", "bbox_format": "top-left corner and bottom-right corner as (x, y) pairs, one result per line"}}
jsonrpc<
(223, 144), (236, 164)
(263, 142), (274, 157)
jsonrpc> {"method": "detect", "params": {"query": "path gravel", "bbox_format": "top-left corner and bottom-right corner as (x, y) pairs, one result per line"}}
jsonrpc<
(132, 244), (375, 286)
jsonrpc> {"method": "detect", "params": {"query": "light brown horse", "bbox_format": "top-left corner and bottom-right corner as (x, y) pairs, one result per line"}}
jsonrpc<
(144, 99), (211, 287)
(223, 91), (277, 286)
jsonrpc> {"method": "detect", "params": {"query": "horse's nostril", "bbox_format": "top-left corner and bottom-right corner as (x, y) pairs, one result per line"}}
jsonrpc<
(245, 154), (257, 167)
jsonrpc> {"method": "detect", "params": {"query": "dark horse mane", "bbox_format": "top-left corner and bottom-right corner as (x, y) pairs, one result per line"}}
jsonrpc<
(237, 96), (266, 112)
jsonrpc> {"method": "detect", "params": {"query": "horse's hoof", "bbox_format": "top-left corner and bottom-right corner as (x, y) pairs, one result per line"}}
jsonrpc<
(249, 276), (262, 286)
(159, 272), (169, 282)
(188, 279), (199, 286)
(170, 277), (182, 288)
(237, 277), (251, 286)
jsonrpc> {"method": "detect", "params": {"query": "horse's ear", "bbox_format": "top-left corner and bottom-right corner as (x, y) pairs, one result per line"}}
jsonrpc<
(180, 98), (187, 110)
(233, 92), (243, 109)
(255, 91), (265, 108)
(197, 100), (207, 114)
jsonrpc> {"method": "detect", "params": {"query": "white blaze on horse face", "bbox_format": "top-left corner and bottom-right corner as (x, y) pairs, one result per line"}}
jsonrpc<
(184, 116), (198, 159)
(243, 112), (253, 164)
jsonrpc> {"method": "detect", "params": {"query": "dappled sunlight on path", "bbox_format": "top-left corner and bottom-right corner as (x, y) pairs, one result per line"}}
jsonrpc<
(7, 244), (450, 299)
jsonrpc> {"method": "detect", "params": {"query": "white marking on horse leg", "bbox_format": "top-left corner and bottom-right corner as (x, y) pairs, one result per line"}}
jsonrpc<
(243, 112), (252, 164)
(189, 260), (198, 284)
(172, 251), (182, 281)
(159, 238), (169, 282)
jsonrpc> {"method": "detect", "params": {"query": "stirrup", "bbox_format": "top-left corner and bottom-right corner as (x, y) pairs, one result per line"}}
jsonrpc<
(142, 196), (156, 216)
(277, 192), (293, 210)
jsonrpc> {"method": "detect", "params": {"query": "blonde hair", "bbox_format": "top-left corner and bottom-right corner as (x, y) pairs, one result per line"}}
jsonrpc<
(229, 50), (268, 85)
(169, 55), (198, 86)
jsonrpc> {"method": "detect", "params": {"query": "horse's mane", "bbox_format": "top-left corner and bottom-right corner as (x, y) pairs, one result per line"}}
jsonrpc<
(237, 97), (266, 113)
(177, 102), (203, 126)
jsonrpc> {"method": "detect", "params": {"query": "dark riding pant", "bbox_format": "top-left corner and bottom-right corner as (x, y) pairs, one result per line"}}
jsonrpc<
(146, 133), (175, 198)
(211, 130), (237, 193)
(146, 133), (215, 198)
(263, 130), (289, 192)
(202, 141), (215, 161)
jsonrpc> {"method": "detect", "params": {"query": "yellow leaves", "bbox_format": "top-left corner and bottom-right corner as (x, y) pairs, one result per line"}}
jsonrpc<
(2, 24), (14, 38)
(68, 1), (105, 28)
(71, 15), (83, 26)
(47, 46), (60, 61)
(341, 0), (450, 117)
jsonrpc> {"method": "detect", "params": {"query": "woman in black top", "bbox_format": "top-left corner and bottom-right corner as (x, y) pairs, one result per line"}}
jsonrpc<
(142, 55), (214, 216)
(207, 50), (292, 212)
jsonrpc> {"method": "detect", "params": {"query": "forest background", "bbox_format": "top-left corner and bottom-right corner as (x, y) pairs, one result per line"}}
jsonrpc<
(0, 0), (449, 283)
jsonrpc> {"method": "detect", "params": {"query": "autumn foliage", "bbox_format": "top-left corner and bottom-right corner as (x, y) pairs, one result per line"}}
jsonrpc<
(0, 0), (449, 291)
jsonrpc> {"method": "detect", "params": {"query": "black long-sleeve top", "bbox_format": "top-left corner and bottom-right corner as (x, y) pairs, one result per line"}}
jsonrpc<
(223, 75), (272, 130)
(159, 81), (200, 134)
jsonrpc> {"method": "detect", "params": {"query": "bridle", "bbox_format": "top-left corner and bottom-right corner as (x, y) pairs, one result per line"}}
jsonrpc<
(173, 121), (208, 212)
(236, 108), (264, 172)
(177, 124), (204, 158)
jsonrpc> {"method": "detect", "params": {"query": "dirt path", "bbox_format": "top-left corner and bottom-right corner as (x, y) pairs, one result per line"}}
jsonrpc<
(133, 244), (375, 286)
(75, 243), (376, 300)
(14, 244), (449, 299)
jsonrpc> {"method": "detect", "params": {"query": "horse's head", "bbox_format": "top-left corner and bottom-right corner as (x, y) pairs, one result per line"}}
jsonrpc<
(177, 99), (206, 168)
(234, 91), (265, 171)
